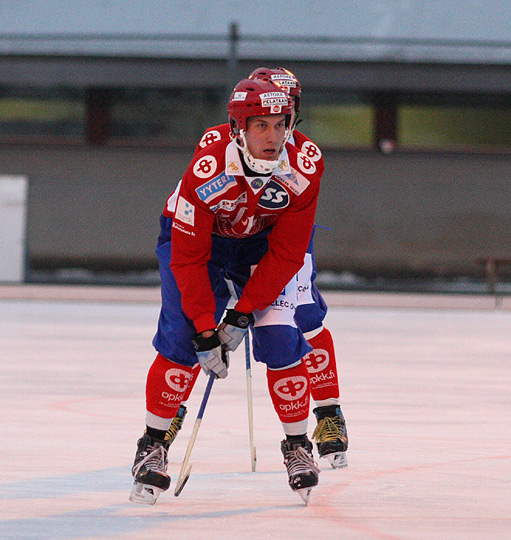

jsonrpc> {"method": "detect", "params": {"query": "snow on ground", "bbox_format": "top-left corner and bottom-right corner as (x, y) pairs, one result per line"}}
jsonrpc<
(0, 286), (510, 540)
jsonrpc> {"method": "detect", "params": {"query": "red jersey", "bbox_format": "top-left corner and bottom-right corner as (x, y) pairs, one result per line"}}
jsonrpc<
(166, 139), (321, 333)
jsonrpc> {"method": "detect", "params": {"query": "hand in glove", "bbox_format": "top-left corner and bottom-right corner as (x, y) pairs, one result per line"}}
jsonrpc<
(218, 309), (254, 352)
(192, 330), (229, 379)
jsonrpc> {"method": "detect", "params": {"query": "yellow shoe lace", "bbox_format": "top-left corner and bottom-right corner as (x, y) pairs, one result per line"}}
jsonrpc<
(165, 415), (184, 444)
(312, 416), (341, 444)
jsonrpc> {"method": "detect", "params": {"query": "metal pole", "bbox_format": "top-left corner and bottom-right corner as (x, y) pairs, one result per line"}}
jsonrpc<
(226, 22), (239, 100)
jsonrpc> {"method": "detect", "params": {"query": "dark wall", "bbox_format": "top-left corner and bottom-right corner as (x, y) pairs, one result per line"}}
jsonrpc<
(1, 143), (510, 276)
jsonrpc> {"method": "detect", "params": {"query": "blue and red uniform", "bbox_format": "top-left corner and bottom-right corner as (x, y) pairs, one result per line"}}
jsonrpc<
(153, 137), (321, 372)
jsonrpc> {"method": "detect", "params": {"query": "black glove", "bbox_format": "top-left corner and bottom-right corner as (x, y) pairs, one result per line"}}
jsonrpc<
(192, 330), (229, 379)
(218, 309), (254, 352)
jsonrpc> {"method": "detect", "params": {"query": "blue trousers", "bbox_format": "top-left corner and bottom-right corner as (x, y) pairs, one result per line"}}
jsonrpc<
(152, 216), (313, 370)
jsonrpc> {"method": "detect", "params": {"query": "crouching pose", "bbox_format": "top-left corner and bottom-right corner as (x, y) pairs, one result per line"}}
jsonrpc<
(180, 66), (349, 468)
(130, 77), (322, 505)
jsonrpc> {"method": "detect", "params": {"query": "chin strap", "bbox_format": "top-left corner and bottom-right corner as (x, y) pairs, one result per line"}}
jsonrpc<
(234, 128), (291, 175)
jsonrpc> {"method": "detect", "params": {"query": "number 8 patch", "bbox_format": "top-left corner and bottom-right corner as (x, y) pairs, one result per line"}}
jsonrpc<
(193, 155), (217, 179)
(297, 152), (316, 174)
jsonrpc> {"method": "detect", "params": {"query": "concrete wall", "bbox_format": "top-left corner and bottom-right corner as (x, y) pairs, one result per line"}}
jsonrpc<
(1, 143), (510, 277)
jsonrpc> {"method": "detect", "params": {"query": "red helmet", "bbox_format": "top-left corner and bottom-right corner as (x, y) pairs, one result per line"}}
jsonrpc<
(227, 77), (293, 137)
(248, 67), (301, 113)
(227, 78), (293, 174)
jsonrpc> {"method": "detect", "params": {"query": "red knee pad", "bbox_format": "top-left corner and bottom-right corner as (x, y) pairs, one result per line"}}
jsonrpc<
(267, 362), (310, 423)
(146, 353), (196, 418)
(303, 327), (340, 401)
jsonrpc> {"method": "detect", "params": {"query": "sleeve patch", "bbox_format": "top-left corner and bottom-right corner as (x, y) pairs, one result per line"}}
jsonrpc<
(297, 152), (317, 175)
(300, 141), (322, 162)
(199, 130), (222, 148)
(193, 155), (218, 179)
(175, 196), (195, 226)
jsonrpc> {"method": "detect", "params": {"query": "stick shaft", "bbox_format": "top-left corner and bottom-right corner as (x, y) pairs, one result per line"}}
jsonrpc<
(244, 332), (257, 471)
(174, 372), (216, 495)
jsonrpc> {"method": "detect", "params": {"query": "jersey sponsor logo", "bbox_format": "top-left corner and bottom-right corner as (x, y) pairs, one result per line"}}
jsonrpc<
(270, 298), (296, 310)
(227, 161), (240, 173)
(273, 375), (308, 401)
(210, 192), (247, 212)
(172, 221), (195, 236)
(275, 171), (310, 196)
(258, 180), (289, 209)
(301, 140), (322, 162)
(278, 159), (289, 172)
(199, 130), (222, 148)
(193, 155), (217, 179)
(251, 178), (264, 190)
(196, 173), (237, 203)
(216, 211), (270, 238)
(175, 196), (195, 226)
(297, 152), (316, 174)
(260, 91), (288, 108)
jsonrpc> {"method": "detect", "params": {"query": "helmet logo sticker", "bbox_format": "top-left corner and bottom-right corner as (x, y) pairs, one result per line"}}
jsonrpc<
(271, 74), (297, 88)
(260, 92), (288, 108)
(233, 92), (247, 101)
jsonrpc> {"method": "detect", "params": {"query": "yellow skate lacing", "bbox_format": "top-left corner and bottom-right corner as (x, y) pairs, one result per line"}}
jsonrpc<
(165, 415), (184, 444)
(312, 416), (342, 444)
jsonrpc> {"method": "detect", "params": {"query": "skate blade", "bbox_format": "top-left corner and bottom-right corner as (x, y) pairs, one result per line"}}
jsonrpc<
(129, 482), (164, 505)
(296, 487), (313, 505)
(326, 451), (347, 469)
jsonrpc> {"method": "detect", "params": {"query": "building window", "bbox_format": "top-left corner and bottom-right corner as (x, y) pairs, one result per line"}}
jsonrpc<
(398, 95), (511, 151)
(0, 87), (85, 140)
(107, 88), (225, 145)
(2, 85), (511, 154)
(299, 92), (374, 148)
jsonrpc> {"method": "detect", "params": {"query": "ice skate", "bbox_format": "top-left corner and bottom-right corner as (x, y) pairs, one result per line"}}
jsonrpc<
(281, 436), (320, 505)
(130, 433), (170, 504)
(312, 405), (348, 469)
(166, 404), (187, 446)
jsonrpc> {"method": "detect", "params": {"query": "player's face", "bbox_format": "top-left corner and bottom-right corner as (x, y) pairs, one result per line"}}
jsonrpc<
(245, 115), (286, 162)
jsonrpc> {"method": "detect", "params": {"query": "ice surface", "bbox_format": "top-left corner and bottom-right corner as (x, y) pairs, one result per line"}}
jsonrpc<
(1, 287), (510, 540)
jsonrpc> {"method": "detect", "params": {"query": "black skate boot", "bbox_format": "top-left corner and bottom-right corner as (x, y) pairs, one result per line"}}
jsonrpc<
(129, 433), (170, 504)
(281, 436), (320, 505)
(312, 405), (348, 469)
(165, 405), (187, 446)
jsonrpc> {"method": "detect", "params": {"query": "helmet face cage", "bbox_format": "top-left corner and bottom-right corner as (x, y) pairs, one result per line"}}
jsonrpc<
(248, 67), (301, 114)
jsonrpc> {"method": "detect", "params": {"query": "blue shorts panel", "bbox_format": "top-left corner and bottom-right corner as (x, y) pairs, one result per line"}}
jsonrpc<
(294, 283), (328, 333)
(252, 325), (312, 369)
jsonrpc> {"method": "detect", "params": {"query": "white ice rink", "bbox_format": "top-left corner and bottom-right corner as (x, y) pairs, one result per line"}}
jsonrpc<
(1, 285), (510, 540)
